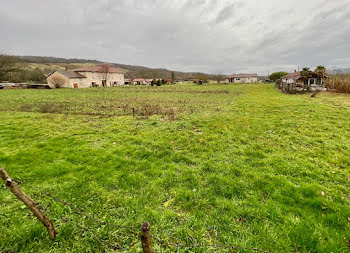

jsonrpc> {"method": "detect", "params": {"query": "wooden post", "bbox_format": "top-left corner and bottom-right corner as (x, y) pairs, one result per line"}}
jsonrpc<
(0, 168), (57, 240)
(140, 222), (154, 253)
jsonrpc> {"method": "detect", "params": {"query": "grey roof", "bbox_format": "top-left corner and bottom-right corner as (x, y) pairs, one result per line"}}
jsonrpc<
(56, 70), (86, 78)
(282, 71), (302, 79)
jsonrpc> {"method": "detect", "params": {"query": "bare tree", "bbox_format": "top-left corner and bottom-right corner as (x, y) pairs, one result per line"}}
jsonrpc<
(50, 76), (66, 88)
(196, 73), (208, 84)
(0, 54), (19, 81)
(100, 64), (110, 87)
(215, 73), (224, 84)
(171, 71), (175, 83)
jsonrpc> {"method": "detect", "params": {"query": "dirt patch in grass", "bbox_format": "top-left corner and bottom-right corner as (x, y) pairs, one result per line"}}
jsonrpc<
(38, 102), (64, 114)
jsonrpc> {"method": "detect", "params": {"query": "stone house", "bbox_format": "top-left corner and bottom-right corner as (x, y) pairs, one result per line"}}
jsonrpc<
(133, 78), (147, 85)
(226, 73), (258, 83)
(47, 65), (124, 88)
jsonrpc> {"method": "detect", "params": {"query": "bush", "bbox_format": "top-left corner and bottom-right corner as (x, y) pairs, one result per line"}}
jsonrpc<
(5, 68), (46, 83)
(151, 79), (156, 86)
(325, 74), (350, 93)
(270, 72), (289, 82)
(28, 68), (46, 83)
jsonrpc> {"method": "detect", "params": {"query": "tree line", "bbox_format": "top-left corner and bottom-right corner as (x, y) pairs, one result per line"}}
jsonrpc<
(0, 54), (48, 83)
(269, 66), (327, 82)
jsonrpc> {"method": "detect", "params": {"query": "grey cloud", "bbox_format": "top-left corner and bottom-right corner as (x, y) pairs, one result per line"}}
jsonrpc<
(0, 0), (349, 74)
(214, 3), (238, 25)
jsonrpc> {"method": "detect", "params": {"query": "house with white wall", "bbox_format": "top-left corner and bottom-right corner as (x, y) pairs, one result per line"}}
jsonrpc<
(226, 73), (258, 83)
(47, 65), (124, 88)
(280, 71), (326, 93)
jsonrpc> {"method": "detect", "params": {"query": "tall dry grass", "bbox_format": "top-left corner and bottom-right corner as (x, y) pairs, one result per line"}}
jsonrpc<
(325, 72), (350, 93)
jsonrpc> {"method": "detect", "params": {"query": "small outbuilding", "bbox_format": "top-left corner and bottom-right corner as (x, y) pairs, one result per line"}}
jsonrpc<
(133, 78), (146, 85)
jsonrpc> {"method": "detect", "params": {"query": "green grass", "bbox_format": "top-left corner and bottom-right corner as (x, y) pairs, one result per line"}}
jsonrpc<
(0, 84), (349, 252)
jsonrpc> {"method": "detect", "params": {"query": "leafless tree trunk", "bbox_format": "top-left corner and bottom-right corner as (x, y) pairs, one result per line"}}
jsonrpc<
(100, 64), (110, 87)
(215, 73), (224, 84)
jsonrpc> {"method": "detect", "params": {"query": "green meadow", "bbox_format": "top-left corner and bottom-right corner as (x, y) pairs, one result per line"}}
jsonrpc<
(0, 84), (349, 252)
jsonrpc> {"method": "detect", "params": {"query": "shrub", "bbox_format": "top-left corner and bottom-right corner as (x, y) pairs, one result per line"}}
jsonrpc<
(325, 74), (350, 93)
(50, 76), (66, 88)
(151, 79), (156, 86)
(270, 72), (288, 82)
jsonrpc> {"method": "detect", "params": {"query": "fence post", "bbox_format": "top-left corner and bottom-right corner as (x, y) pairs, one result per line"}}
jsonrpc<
(0, 168), (57, 240)
(140, 222), (154, 253)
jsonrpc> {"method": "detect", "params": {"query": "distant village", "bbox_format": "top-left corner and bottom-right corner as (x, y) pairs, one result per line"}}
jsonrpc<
(45, 65), (261, 89)
(44, 65), (329, 94)
(0, 62), (334, 94)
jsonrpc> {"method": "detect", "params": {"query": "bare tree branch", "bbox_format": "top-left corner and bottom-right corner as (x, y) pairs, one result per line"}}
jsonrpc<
(50, 76), (66, 88)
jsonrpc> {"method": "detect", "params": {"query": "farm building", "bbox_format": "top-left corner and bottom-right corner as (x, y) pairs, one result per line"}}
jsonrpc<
(133, 78), (147, 85)
(145, 79), (153, 85)
(226, 73), (258, 83)
(280, 71), (326, 93)
(124, 79), (132, 85)
(47, 65), (124, 88)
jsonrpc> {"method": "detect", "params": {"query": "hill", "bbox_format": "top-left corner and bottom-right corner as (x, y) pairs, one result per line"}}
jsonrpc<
(18, 56), (213, 80)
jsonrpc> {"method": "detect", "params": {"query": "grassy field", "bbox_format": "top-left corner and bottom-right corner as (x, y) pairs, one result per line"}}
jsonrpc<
(0, 84), (349, 252)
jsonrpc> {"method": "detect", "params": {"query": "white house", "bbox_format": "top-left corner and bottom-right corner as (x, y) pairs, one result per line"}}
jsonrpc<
(226, 73), (258, 83)
(133, 78), (147, 85)
(280, 71), (326, 93)
(47, 65), (124, 88)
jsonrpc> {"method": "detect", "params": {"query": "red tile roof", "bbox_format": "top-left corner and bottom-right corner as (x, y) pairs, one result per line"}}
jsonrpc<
(71, 65), (123, 74)
(133, 78), (145, 82)
(227, 73), (258, 78)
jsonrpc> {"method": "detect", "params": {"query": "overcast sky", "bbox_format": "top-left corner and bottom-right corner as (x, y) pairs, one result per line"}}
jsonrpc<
(0, 0), (349, 74)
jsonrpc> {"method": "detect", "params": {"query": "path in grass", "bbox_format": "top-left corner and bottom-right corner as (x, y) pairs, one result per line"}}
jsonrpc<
(0, 84), (349, 252)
